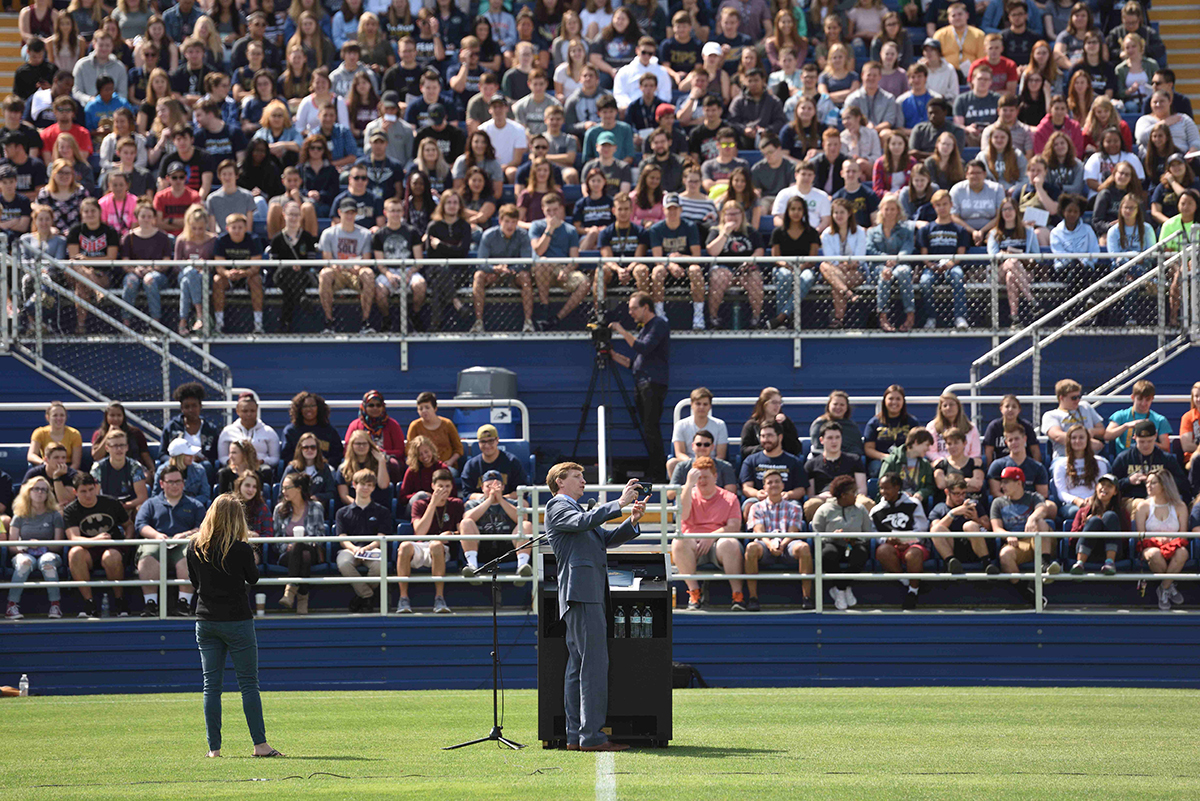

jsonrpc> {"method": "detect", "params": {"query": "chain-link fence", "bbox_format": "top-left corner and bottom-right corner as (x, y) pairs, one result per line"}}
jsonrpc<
(1, 248), (1180, 340)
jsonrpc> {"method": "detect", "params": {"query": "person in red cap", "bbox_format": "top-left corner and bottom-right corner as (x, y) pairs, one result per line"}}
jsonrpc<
(991, 464), (1059, 607)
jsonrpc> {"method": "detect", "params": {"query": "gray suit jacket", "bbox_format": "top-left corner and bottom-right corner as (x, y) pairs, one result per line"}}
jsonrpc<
(545, 495), (640, 617)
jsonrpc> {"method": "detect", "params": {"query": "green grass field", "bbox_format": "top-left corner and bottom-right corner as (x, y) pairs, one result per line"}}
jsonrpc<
(3, 687), (1199, 800)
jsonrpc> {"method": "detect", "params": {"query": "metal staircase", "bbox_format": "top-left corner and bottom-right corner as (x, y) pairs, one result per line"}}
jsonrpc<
(0, 248), (233, 435)
(944, 232), (1200, 421)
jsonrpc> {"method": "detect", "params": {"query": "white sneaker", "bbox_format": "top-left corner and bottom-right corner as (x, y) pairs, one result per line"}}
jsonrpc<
(955, 316), (968, 329)
(843, 587), (858, 608)
(1168, 583), (1185, 605)
(692, 316), (705, 330)
(469, 319), (484, 333)
(521, 318), (535, 332)
(923, 317), (937, 329)
(1157, 585), (1172, 611)
(514, 562), (533, 588)
(829, 587), (847, 611)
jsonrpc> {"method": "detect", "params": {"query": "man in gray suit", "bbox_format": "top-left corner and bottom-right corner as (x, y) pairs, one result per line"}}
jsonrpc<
(545, 463), (647, 752)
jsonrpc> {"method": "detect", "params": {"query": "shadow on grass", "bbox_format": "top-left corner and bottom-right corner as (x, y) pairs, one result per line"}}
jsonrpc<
(234, 756), (384, 761)
(633, 746), (789, 758)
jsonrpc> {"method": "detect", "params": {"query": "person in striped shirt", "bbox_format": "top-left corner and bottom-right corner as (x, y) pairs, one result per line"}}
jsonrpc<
(744, 470), (811, 611)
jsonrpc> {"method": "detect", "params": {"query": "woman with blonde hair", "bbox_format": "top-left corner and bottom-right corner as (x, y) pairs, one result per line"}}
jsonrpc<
(553, 37), (589, 101)
(980, 126), (1025, 194)
(5, 477), (65, 620)
(53, 132), (95, 193)
(187, 493), (284, 758)
(252, 99), (303, 163)
(35, 158), (87, 234)
(133, 14), (179, 72)
(339, 429), (391, 506)
(287, 10), (334, 70)
(399, 434), (449, 509)
(27, 400), (82, 468)
(137, 67), (176, 131)
(356, 12), (393, 74)
(279, 44), (313, 110)
(147, 98), (189, 169)
(818, 197), (866, 328)
(1136, 469), (1189, 611)
(173, 204), (216, 334)
(191, 15), (227, 71)
(925, 392), (981, 461)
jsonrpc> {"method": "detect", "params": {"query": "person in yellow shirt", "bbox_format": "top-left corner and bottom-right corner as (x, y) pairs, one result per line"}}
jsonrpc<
(933, 3), (985, 80)
(27, 400), (83, 470)
(405, 391), (464, 474)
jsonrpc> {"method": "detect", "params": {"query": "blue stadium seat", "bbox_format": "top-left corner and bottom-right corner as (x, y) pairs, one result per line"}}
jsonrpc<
(963, 147), (981, 161)
(563, 184), (582, 205)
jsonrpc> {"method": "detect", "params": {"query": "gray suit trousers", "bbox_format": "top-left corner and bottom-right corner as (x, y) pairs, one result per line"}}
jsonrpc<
(563, 599), (608, 747)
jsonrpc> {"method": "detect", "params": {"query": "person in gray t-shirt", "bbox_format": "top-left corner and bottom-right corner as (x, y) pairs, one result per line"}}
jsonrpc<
(512, 73), (556, 136)
(205, 161), (260, 233)
(750, 136), (795, 205)
(949, 163), (1005, 237)
(953, 71), (1000, 146)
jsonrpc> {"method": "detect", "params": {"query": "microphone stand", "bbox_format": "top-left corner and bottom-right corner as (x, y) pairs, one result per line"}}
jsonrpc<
(444, 528), (555, 751)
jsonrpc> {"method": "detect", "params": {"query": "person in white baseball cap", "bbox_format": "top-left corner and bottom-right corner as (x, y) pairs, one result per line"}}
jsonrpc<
(155, 437), (211, 504)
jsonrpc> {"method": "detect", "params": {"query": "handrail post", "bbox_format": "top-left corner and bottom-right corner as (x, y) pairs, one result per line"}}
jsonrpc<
(399, 257), (409, 335)
(1031, 335), (1041, 422)
(200, 261), (211, 339)
(989, 253), (1000, 333)
(792, 255), (801, 332)
(159, 539), (168, 619)
(813, 533), (823, 612)
(1157, 247), (1166, 339)
(33, 258), (43, 363)
(0, 244), (8, 350)
(379, 534), (389, 617)
(1033, 533), (1043, 613)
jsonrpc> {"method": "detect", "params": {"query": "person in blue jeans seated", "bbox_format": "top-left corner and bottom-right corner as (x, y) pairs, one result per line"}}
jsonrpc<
(1067, 473), (1126, 577)
(1104, 379), (1173, 453)
(739, 420), (808, 520)
(991, 465), (1058, 607)
(915, 189), (970, 330)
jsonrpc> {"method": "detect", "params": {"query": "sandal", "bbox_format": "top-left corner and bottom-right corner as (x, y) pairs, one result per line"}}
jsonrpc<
(253, 748), (285, 758)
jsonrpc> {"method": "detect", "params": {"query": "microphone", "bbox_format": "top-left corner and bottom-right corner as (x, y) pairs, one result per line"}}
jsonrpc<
(584, 498), (596, 511)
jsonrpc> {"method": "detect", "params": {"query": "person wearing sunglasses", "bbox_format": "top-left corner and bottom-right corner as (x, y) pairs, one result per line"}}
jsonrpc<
(1041, 378), (1107, 459)
(331, 165), (386, 229)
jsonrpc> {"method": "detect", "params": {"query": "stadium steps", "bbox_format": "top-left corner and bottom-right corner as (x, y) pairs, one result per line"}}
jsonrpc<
(1154, 0), (1200, 120)
(0, 15), (19, 96)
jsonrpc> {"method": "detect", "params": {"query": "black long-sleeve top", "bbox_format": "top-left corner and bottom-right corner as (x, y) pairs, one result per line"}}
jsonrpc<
(300, 161), (341, 207)
(186, 539), (259, 621)
(740, 415), (803, 459)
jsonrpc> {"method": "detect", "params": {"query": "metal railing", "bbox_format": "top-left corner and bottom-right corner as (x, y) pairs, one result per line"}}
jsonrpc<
(0, 396), (531, 452)
(2, 246), (233, 433)
(0, 249), (1165, 351)
(670, 394), (1199, 450)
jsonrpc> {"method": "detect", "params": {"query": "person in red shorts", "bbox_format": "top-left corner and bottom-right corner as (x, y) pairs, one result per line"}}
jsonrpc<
(872, 472), (931, 610)
(1135, 469), (1190, 612)
(671, 456), (746, 611)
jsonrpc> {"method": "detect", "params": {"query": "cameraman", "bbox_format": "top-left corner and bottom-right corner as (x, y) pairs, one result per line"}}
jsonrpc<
(609, 291), (670, 481)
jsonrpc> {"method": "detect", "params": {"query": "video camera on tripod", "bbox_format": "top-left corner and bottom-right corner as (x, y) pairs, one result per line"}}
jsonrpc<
(585, 307), (621, 355)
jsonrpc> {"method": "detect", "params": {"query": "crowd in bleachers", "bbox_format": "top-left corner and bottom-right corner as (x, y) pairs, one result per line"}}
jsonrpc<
(2, 0), (1198, 335)
(6, 377), (1200, 618)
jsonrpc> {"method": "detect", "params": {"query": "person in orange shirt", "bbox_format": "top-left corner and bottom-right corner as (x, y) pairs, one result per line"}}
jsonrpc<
(1179, 381), (1200, 467)
(933, 2), (985, 80)
(405, 391), (464, 474)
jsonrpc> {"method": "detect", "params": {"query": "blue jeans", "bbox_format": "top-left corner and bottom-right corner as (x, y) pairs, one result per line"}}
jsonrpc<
(179, 266), (205, 320)
(1078, 511), (1122, 558)
(8, 552), (61, 602)
(196, 618), (266, 751)
(918, 264), (966, 323)
(774, 265), (818, 322)
(874, 264), (915, 313)
(122, 271), (170, 321)
(253, 195), (268, 222)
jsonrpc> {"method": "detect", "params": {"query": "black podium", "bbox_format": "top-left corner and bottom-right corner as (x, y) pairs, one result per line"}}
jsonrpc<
(536, 549), (673, 748)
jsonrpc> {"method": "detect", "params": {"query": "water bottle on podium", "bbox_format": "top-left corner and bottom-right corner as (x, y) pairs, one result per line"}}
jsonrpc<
(614, 606), (626, 638)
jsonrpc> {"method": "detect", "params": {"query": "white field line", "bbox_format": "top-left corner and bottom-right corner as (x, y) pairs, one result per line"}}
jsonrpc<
(596, 751), (616, 801)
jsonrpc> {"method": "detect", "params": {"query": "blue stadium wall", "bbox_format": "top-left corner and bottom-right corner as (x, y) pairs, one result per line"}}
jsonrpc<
(4, 613), (1199, 695)
(1, 334), (1196, 468)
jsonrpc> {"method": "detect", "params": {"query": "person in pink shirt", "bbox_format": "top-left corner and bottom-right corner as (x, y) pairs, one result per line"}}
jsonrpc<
(670, 456), (746, 612)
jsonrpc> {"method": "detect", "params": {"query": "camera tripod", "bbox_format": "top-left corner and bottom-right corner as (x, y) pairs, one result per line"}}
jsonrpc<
(570, 343), (652, 464)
